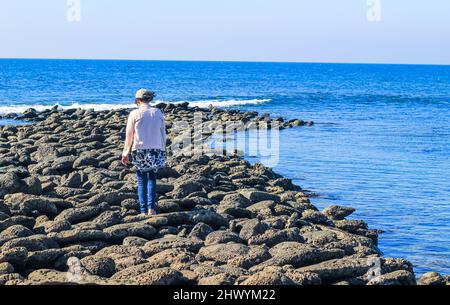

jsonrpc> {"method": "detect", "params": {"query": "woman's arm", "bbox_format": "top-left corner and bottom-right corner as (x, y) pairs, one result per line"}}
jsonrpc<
(122, 112), (135, 162)
(161, 111), (167, 151)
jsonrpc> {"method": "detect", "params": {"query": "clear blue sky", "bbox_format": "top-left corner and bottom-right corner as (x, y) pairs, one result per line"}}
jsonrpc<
(1, 0), (450, 64)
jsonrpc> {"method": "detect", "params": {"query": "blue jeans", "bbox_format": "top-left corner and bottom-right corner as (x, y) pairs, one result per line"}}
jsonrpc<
(136, 170), (157, 214)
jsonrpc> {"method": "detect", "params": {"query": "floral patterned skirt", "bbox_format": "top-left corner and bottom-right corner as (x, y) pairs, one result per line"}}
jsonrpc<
(131, 149), (166, 173)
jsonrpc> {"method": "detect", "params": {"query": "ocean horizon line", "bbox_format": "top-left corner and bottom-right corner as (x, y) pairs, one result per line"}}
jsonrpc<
(1, 57), (450, 67)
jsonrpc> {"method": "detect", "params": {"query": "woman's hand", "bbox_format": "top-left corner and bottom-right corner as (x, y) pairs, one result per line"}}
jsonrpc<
(121, 154), (129, 165)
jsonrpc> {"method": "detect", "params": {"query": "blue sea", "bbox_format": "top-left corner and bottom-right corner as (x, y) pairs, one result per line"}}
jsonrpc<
(1, 59), (449, 275)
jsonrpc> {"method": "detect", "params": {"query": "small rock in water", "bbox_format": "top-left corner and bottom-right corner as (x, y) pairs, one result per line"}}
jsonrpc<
(322, 205), (356, 220)
(418, 272), (445, 285)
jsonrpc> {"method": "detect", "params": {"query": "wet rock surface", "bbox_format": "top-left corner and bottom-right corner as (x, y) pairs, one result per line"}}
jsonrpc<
(0, 104), (444, 285)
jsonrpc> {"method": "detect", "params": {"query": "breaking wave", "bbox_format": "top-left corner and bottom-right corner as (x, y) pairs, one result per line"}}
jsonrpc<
(0, 99), (271, 114)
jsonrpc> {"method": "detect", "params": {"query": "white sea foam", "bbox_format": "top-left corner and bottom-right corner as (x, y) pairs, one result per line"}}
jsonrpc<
(0, 99), (271, 114)
(186, 99), (271, 108)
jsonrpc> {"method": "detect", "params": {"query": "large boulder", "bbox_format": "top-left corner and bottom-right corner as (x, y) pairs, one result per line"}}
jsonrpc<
(367, 270), (416, 285)
(4, 193), (59, 218)
(26, 249), (66, 269)
(80, 191), (135, 207)
(204, 231), (243, 246)
(301, 210), (330, 225)
(220, 193), (252, 208)
(55, 203), (109, 224)
(33, 145), (60, 162)
(239, 190), (280, 204)
(198, 243), (250, 264)
(248, 228), (303, 247)
(0, 216), (36, 232)
(251, 242), (345, 270)
(62, 172), (83, 188)
(198, 273), (236, 285)
(25, 269), (122, 285)
(111, 262), (155, 280)
(241, 270), (296, 285)
(239, 219), (269, 242)
(156, 199), (180, 213)
(0, 247), (28, 268)
(51, 156), (77, 172)
(0, 202), (10, 216)
(0, 225), (34, 244)
(103, 223), (156, 242)
(49, 229), (110, 245)
(33, 219), (72, 234)
(172, 179), (205, 199)
(0, 262), (14, 275)
(128, 267), (188, 285)
(296, 258), (372, 283)
(23, 177), (42, 196)
(333, 220), (368, 234)
(0, 273), (25, 285)
(0, 173), (23, 198)
(80, 256), (116, 278)
(1, 235), (59, 252)
(142, 236), (203, 257)
(188, 223), (214, 241)
(73, 156), (99, 168)
(146, 248), (196, 270)
(92, 210), (122, 229)
(418, 272), (446, 285)
(95, 245), (146, 272)
(188, 210), (228, 229)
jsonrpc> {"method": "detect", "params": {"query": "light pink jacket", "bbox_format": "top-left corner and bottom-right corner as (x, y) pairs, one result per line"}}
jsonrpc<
(122, 104), (167, 157)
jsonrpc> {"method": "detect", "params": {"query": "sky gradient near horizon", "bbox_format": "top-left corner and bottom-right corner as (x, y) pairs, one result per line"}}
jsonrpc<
(1, 0), (450, 64)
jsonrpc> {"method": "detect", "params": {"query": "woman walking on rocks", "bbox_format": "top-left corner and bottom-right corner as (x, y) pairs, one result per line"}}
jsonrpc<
(121, 89), (167, 216)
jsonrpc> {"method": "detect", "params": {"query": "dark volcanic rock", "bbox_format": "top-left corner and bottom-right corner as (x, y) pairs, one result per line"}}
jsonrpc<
(123, 236), (149, 247)
(241, 270), (296, 285)
(0, 247), (28, 268)
(92, 210), (122, 229)
(4, 193), (59, 218)
(26, 249), (65, 269)
(2, 235), (59, 252)
(204, 231), (243, 246)
(0, 173), (23, 198)
(142, 236), (203, 257)
(198, 273), (236, 285)
(50, 229), (110, 245)
(73, 156), (99, 168)
(248, 228), (303, 247)
(103, 223), (156, 242)
(80, 256), (116, 278)
(296, 258), (372, 283)
(239, 190), (280, 204)
(0, 216), (36, 232)
(0, 106), (436, 285)
(125, 267), (188, 285)
(239, 219), (269, 242)
(322, 205), (356, 220)
(418, 272), (446, 286)
(0, 262), (14, 275)
(188, 223), (214, 241)
(367, 270), (416, 285)
(251, 242), (345, 270)
(0, 225), (34, 244)
(55, 203), (109, 224)
(172, 179), (205, 199)
(198, 243), (250, 264)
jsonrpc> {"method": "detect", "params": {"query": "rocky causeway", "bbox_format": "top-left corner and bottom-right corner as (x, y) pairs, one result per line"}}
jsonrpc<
(0, 103), (448, 285)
